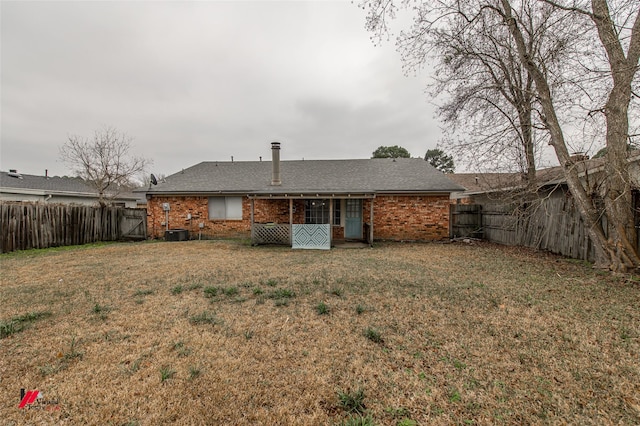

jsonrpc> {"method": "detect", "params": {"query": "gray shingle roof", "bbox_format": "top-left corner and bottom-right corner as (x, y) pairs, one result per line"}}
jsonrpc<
(449, 150), (640, 195)
(145, 158), (464, 195)
(448, 173), (519, 193)
(0, 171), (137, 200)
(1, 172), (96, 193)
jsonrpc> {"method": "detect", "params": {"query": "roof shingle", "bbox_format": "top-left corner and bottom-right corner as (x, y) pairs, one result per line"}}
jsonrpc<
(0, 171), (137, 200)
(146, 158), (464, 195)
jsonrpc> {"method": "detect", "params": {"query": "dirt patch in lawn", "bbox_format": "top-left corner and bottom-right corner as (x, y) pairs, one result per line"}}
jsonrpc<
(1, 240), (639, 425)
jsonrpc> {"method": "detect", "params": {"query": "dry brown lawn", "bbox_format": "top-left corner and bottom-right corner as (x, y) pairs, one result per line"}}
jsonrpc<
(1, 240), (639, 425)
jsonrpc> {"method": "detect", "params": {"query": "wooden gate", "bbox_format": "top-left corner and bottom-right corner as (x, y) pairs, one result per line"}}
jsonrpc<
(120, 209), (147, 240)
(450, 204), (483, 238)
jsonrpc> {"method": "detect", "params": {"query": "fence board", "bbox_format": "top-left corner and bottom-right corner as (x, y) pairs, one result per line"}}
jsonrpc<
(450, 204), (482, 238)
(0, 202), (147, 253)
(461, 190), (604, 261)
(450, 204), (483, 238)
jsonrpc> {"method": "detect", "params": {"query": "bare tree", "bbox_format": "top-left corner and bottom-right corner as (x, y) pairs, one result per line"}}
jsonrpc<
(501, 0), (640, 271)
(415, 2), (556, 179)
(60, 127), (150, 207)
(363, 0), (640, 271)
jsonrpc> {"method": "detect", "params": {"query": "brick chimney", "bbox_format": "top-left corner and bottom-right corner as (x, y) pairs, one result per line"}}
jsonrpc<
(271, 142), (281, 186)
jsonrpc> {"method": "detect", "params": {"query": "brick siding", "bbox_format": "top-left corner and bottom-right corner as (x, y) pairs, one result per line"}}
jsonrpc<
(147, 194), (450, 241)
(147, 196), (248, 239)
(368, 195), (450, 241)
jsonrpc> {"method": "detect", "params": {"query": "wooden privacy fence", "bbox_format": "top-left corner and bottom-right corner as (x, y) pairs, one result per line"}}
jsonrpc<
(481, 199), (595, 261)
(450, 204), (483, 239)
(451, 192), (603, 261)
(0, 202), (147, 253)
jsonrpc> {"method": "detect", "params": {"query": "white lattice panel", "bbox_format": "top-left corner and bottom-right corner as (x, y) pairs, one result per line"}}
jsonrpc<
(253, 224), (291, 245)
(292, 224), (331, 250)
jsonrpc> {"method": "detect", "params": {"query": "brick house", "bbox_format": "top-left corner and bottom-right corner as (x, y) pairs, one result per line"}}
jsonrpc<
(143, 143), (464, 248)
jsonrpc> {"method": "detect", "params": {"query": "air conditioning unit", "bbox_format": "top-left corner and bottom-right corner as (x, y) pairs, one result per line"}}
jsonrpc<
(165, 229), (188, 241)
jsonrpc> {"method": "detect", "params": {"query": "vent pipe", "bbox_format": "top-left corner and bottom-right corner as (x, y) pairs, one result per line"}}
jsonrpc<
(271, 142), (281, 186)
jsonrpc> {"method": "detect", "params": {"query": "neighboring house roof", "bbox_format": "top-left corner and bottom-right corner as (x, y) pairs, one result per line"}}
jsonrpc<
(448, 173), (519, 194)
(0, 171), (138, 201)
(450, 150), (640, 196)
(144, 158), (465, 196)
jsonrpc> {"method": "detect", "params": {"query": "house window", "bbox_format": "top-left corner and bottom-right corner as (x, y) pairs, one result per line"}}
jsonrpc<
(333, 200), (341, 226)
(305, 200), (328, 224)
(305, 199), (341, 225)
(208, 196), (243, 220)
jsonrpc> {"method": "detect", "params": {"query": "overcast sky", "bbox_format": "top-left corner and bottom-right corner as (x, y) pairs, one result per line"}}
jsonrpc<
(1, 0), (445, 178)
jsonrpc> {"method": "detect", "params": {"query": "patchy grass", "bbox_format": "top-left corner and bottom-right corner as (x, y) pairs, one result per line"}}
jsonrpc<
(222, 286), (239, 297)
(316, 301), (330, 315)
(1, 240), (639, 424)
(0, 310), (52, 339)
(338, 414), (376, 426)
(188, 365), (201, 380)
(133, 289), (154, 297)
(268, 288), (295, 299)
(159, 365), (176, 383)
(364, 326), (383, 344)
(189, 311), (221, 326)
(91, 303), (111, 320)
(203, 286), (218, 298)
(338, 387), (367, 414)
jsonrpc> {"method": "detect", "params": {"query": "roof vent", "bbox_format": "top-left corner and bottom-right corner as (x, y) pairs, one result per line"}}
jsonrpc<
(8, 169), (23, 179)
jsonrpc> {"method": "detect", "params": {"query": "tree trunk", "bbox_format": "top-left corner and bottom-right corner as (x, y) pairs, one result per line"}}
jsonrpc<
(601, 72), (638, 271)
(517, 104), (536, 182)
(592, 0), (640, 270)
